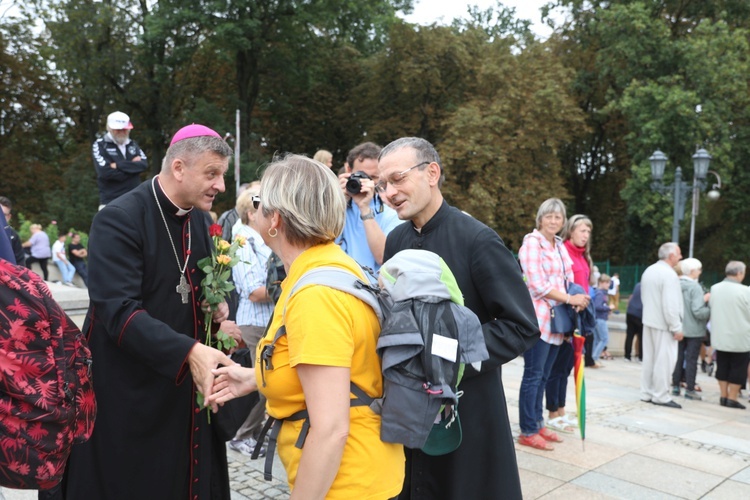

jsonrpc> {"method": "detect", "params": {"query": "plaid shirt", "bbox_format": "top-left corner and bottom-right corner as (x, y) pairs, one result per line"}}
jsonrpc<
(518, 229), (574, 345)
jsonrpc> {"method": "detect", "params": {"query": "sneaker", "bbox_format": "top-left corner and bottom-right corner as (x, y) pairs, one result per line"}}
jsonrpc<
(707, 362), (715, 377)
(671, 386), (681, 396)
(228, 438), (266, 457)
(63, 281), (77, 288)
(684, 390), (702, 401)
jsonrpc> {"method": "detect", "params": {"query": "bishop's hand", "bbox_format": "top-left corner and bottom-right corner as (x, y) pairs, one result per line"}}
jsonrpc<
(188, 342), (234, 412)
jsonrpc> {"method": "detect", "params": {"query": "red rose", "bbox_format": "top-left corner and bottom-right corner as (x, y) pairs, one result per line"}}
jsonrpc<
(209, 224), (223, 237)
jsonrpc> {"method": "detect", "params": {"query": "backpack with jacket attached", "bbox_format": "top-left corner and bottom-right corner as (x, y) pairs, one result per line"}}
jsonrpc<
(253, 249), (488, 480)
(0, 260), (96, 489)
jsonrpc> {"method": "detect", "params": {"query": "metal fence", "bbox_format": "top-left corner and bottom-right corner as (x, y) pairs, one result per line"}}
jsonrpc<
(595, 261), (721, 295)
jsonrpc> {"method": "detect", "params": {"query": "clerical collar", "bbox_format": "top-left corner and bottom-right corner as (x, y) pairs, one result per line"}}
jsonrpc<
(153, 176), (193, 216)
(411, 200), (450, 235)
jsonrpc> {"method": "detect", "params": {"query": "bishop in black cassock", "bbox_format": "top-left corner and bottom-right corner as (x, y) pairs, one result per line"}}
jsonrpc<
(64, 126), (234, 499)
(379, 138), (540, 500)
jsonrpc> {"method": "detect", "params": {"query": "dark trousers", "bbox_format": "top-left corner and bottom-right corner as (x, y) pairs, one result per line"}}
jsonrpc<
(72, 260), (88, 286)
(546, 338), (574, 412)
(672, 337), (703, 391)
(584, 333), (595, 366)
(26, 256), (49, 281)
(625, 313), (643, 360)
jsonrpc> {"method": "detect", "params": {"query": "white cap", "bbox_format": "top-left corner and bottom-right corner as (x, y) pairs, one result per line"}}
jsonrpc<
(107, 111), (134, 130)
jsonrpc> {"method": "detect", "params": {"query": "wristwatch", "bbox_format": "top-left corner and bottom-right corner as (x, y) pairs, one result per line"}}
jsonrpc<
(360, 210), (375, 221)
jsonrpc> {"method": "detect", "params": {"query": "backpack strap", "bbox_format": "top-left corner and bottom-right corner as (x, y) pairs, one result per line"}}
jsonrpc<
(255, 266), (384, 481)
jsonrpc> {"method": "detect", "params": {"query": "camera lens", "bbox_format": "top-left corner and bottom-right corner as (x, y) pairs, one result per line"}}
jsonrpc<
(346, 178), (362, 195)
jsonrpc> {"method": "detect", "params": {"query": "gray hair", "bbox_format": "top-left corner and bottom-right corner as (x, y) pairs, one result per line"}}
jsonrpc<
(680, 258), (702, 276)
(379, 137), (444, 188)
(161, 136), (233, 173)
(725, 260), (746, 277)
(658, 242), (680, 260)
(535, 198), (567, 229)
(260, 154), (345, 247)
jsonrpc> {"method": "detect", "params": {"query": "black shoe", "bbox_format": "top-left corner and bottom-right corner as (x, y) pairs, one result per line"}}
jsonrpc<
(720, 397), (728, 406)
(725, 399), (746, 409)
(652, 400), (682, 409)
(701, 359), (707, 373)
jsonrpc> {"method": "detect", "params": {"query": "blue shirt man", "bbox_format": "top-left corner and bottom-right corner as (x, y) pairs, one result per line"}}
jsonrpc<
(335, 142), (402, 272)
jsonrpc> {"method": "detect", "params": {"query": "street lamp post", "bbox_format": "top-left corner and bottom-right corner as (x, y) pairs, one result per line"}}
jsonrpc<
(648, 148), (718, 258)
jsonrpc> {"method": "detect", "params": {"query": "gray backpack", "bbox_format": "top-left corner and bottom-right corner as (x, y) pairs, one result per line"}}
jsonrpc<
(254, 249), (489, 479)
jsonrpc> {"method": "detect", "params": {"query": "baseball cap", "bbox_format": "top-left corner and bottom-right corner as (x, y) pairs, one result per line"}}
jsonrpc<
(107, 111), (134, 130)
(421, 406), (462, 456)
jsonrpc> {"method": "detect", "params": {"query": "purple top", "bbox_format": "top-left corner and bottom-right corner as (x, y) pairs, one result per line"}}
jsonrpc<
(28, 231), (51, 259)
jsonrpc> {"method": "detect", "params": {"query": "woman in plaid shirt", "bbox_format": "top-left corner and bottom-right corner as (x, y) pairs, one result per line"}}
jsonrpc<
(517, 198), (591, 451)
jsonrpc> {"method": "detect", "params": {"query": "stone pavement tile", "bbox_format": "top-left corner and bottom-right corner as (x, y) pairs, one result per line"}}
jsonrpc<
(701, 479), (750, 499)
(595, 454), (723, 499)
(572, 471), (682, 500)
(537, 482), (618, 499)
(516, 449), (587, 482)
(519, 468), (565, 499)
(516, 435), (627, 470)
(637, 441), (748, 477)
(730, 466), (750, 484)
(0, 489), (35, 500)
(610, 406), (723, 437)
(703, 419), (750, 440)
(682, 429), (750, 455)
(584, 424), (660, 452)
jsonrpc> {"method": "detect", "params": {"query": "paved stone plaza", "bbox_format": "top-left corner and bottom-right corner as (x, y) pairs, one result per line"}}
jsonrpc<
(4, 285), (750, 499)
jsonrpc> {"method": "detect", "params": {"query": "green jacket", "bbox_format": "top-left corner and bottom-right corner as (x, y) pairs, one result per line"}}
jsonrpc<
(680, 277), (709, 338)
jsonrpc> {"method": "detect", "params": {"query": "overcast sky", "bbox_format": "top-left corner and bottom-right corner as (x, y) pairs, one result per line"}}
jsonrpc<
(401, 0), (566, 39)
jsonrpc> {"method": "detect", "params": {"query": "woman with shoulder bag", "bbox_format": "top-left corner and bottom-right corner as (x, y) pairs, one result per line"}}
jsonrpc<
(517, 199), (590, 451)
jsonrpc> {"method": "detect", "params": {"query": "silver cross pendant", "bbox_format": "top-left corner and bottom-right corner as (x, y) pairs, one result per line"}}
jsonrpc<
(176, 275), (190, 304)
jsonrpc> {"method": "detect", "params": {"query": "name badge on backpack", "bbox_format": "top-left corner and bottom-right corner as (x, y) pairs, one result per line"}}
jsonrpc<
(431, 334), (458, 362)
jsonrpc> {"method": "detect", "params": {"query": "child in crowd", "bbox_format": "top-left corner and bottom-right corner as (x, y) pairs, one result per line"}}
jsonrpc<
(592, 274), (616, 367)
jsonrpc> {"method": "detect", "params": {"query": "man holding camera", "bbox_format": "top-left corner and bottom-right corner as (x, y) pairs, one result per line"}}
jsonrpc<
(336, 142), (402, 272)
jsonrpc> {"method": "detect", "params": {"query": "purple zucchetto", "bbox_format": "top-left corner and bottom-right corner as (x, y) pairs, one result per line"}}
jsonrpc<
(169, 124), (222, 147)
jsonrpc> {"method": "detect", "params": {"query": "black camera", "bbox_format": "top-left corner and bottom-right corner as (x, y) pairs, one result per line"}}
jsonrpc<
(346, 171), (371, 195)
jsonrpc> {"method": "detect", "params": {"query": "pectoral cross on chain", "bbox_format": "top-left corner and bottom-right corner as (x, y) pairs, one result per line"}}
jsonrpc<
(176, 275), (190, 304)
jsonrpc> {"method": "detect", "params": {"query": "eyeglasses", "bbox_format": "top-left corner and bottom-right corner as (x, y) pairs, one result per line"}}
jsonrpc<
(252, 195), (261, 210)
(374, 161), (430, 193)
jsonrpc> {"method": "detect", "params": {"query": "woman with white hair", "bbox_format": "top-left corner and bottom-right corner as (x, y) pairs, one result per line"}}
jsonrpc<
(209, 154), (404, 498)
(671, 258), (710, 400)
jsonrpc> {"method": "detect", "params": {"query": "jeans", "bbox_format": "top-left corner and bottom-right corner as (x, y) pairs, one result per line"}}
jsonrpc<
(593, 318), (609, 361)
(72, 260), (88, 286)
(672, 336), (704, 391)
(54, 260), (76, 283)
(546, 338), (574, 412)
(519, 338), (560, 435)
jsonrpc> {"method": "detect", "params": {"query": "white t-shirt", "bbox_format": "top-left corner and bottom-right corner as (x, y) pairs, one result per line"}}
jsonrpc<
(51, 240), (66, 263)
(608, 276), (620, 296)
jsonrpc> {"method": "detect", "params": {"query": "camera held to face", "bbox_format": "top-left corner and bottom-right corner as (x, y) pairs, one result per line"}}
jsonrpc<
(346, 171), (371, 195)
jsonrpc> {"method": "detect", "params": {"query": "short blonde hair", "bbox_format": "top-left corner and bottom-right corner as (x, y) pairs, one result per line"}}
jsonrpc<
(313, 149), (332, 166)
(260, 154), (345, 247)
(236, 187), (260, 225)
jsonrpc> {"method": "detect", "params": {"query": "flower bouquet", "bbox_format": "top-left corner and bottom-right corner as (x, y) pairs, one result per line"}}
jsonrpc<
(195, 223), (246, 413)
